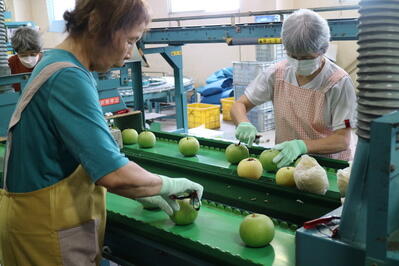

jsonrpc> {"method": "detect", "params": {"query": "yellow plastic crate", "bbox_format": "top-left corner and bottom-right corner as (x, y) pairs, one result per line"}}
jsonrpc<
(221, 97), (235, 121)
(187, 103), (220, 129)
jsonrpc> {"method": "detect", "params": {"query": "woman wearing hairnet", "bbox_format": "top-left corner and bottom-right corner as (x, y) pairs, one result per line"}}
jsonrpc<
(231, 9), (357, 168)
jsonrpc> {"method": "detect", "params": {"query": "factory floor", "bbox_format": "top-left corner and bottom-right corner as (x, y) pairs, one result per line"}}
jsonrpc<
(150, 111), (358, 158)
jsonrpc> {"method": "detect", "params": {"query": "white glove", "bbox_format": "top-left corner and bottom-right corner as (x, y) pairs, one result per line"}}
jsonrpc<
(136, 196), (173, 214)
(137, 175), (203, 216)
(159, 175), (203, 213)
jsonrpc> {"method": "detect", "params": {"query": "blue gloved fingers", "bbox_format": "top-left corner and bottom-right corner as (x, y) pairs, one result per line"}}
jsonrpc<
(273, 147), (293, 167)
(273, 153), (284, 164)
(244, 132), (251, 145)
(277, 156), (293, 168)
(247, 134), (255, 147)
(237, 131), (246, 143)
(273, 143), (285, 151)
(272, 140), (307, 168)
(280, 148), (296, 167)
(235, 130), (242, 140)
(236, 122), (257, 145)
(240, 131), (247, 144)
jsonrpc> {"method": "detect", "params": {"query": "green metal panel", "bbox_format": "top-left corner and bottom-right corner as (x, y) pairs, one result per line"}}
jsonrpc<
(124, 137), (339, 192)
(142, 18), (358, 45)
(106, 192), (295, 265)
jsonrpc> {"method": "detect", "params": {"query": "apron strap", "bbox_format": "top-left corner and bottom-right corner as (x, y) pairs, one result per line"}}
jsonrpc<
(320, 67), (348, 94)
(275, 60), (287, 81)
(3, 62), (81, 190)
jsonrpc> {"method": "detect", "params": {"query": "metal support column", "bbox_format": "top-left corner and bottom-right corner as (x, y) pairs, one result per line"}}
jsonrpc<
(130, 61), (145, 128)
(144, 46), (187, 133)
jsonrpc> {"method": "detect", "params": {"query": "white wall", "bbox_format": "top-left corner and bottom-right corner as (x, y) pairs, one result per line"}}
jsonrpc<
(6, 0), (66, 49)
(30, 0), (67, 48)
(6, 0), (31, 21)
(276, 0), (294, 9)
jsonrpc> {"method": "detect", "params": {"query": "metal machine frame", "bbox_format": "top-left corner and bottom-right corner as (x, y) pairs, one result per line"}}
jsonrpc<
(142, 46), (188, 133)
(142, 18), (357, 45)
(296, 112), (399, 266)
(366, 112), (399, 264)
(0, 61), (147, 137)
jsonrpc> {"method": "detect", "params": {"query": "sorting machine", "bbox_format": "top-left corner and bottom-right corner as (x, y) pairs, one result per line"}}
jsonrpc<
(0, 126), (348, 265)
(102, 127), (348, 265)
(0, 63), (348, 264)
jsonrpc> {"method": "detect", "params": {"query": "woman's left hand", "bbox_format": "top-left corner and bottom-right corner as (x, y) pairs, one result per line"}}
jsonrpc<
(272, 139), (308, 168)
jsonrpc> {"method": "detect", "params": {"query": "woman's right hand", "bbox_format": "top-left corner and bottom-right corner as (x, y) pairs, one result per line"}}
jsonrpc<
(235, 122), (257, 147)
(158, 175), (203, 213)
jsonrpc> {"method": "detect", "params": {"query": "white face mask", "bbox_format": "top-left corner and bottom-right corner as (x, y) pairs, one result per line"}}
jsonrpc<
(287, 56), (322, 76)
(18, 55), (39, 68)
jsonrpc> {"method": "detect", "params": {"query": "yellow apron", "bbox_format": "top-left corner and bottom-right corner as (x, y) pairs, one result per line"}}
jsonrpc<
(0, 62), (106, 265)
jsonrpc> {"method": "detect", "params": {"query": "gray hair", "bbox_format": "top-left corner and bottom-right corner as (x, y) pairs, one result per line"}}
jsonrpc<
(11, 27), (43, 53)
(281, 9), (330, 56)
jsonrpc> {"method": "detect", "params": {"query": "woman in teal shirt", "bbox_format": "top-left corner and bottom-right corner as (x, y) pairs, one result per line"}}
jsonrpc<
(0, 0), (203, 265)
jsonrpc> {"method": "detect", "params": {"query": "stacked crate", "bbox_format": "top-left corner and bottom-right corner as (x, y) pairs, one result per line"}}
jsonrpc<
(233, 61), (275, 132)
(255, 44), (286, 62)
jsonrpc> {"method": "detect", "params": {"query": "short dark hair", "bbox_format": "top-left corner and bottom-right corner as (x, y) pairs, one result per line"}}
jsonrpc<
(63, 0), (151, 46)
(11, 27), (42, 53)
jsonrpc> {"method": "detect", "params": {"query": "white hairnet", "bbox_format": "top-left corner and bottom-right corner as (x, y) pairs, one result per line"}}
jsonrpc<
(281, 9), (330, 56)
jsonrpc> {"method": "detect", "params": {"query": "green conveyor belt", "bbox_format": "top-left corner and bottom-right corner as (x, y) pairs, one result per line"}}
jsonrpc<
(124, 138), (339, 193)
(107, 192), (295, 266)
(122, 132), (344, 224)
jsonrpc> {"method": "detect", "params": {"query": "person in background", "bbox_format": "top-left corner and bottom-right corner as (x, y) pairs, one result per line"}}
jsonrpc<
(8, 27), (43, 92)
(0, 0), (203, 265)
(231, 9), (357, 167)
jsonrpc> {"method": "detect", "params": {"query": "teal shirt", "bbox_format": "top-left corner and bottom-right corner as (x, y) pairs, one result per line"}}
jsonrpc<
(6, 49), (129, 193)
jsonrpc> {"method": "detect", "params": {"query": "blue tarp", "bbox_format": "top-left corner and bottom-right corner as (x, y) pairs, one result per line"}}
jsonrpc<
(201, 89), (234, 105)
(196, 78), (232, 97)
(205, 67), (233, 84)
(198, 67), (234, 104)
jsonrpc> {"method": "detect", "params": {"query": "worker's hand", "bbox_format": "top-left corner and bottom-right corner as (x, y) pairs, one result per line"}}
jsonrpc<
(273, 140), (308, 168)
(136, 196), (175, 215)
(158, 175), (203, 215)
(235, 122), (257, 147)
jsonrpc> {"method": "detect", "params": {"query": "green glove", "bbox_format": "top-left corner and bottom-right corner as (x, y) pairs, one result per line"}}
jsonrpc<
(235, 122), (257, 147)
(272, 140), (308, 168)
(158, 175), (203, 215)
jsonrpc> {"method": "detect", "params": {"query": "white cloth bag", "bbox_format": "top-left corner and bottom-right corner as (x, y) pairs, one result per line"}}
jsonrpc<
(294, 155), (329, 195)
(337, 162), (352, 197)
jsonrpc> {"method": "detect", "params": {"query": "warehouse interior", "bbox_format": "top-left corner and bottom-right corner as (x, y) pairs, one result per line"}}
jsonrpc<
(0, 0), (398, 265)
